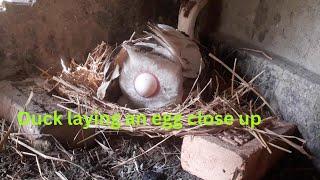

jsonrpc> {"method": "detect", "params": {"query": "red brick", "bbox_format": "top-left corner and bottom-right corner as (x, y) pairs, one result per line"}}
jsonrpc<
(181, 121), (296, 180)
(0, 79), (95, 150)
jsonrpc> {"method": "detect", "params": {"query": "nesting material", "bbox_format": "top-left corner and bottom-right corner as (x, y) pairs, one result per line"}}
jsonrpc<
(0, 78), (96, 150)
(50, 27), (309, 157)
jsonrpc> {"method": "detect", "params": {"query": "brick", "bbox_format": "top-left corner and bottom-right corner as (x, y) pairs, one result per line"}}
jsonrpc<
(181, 121), (296, 180)
(0, 78), (95, 150)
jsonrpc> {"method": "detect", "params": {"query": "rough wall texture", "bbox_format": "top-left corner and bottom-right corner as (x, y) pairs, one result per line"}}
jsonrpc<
(232, 51), (320, 170)
(201, 0), (320, 169)
(200, 0), (320, 168)
(207, 0), (320, 76)
(0, 0), (179, 79)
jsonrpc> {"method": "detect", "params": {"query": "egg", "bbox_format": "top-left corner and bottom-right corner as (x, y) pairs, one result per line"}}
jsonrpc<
(134, 73), (158, 98)
(119, 38), (183, 108)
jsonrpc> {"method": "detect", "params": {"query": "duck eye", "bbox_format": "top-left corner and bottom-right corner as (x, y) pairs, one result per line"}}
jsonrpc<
(134, 73), (159, 98)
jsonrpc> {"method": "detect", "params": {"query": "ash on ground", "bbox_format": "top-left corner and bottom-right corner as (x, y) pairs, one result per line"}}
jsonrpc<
(0, 133), (200, 180)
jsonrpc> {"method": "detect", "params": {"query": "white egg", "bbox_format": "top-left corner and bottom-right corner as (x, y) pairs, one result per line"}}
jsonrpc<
(134, 73), (158, 98)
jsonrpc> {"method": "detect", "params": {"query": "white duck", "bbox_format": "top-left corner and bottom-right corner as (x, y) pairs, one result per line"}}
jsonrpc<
(119, 37), (184, 109)
(146, 23), (203, 78)
(99, 0), (209, 109)
(118, 24), (203, 109)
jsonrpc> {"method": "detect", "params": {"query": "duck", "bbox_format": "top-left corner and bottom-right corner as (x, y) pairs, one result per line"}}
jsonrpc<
(117, 24), (203, 109)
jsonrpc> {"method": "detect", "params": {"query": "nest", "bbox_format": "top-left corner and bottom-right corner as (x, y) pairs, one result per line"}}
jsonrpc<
(0, 41), (311, 179)
(48, 41), (310, 158)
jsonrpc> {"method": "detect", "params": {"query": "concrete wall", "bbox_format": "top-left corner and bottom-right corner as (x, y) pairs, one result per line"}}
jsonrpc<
(0, 0), (179, 79)
(234, 50), (320, 170)
(203, 0), (320, 168)
(208, 0), (320, 76)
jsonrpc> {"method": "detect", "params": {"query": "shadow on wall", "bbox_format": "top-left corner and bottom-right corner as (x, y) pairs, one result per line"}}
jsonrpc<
(0, 0), (179, 76)
(197, 0), (223, 47)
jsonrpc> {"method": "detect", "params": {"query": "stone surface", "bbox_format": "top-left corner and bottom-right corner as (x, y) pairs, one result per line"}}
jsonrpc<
(231, 50), (320, 170)
(196, 0), (320, 169)
(203, 0), (320, 76)
(181, 121), (296, 180)
(0, 78), (95, 149)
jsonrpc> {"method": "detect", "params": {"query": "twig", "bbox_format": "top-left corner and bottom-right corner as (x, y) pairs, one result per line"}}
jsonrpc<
(231, 58), (237, 96)
(111, 135), (172, 169)
(52, 76), (89, 95)
(208, 53), (275, 114)
(10, 137), (91, 177)
(239, 48), (273, 60)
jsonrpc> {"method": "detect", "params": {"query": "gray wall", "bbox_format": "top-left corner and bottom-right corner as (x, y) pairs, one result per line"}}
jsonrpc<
(204, 0), (320, 168)
(209, 0), (320, 76)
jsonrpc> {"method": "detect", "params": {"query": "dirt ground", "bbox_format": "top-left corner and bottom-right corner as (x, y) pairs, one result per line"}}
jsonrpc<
(0, 133), (200, 180)
(1, 133), (319, 179)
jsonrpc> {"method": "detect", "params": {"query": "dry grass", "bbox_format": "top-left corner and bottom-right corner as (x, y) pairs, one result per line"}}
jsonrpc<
(49, 41), (310, 156)
(0, 39), (311, 179)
